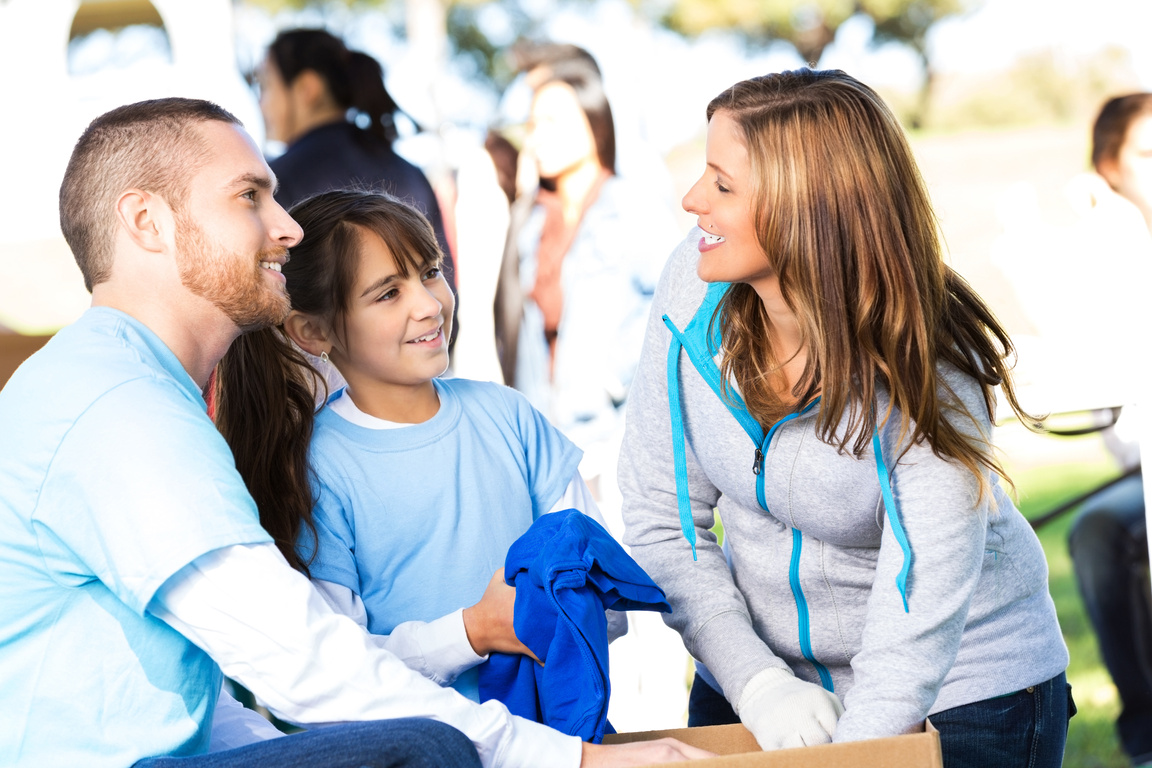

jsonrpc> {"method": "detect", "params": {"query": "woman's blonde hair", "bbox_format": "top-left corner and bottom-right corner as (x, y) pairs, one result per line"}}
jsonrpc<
(708, 69), (1034, 486)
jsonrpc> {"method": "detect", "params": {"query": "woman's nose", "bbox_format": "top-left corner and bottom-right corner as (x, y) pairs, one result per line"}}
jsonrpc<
(682, 176), (707, 215)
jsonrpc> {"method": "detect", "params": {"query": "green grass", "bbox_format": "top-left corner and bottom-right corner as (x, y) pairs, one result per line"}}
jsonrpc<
(1003, 425), (1129, 768)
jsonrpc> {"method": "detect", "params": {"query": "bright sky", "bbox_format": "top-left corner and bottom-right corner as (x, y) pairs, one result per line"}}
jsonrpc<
(455, 0), (1152, 160)
(229, 0), (1152, 151)
(931, 0), (1152, 80)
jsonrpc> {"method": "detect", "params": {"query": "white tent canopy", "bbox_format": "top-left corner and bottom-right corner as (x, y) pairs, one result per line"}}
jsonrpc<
(0, 0), (260, 332)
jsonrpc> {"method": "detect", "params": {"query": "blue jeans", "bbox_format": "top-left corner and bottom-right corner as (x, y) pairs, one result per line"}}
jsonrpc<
(131, 719), (481, 768)
(687, 672), (738, 727)
(1068, 474), (1152, 763)
(688, 671), (1072, 767)
(932, 672), (1072, 768)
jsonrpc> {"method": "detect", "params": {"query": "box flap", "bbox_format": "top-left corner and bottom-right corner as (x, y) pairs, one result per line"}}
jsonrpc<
(603, 720), (942, 767)
(604, 724), (758, 755)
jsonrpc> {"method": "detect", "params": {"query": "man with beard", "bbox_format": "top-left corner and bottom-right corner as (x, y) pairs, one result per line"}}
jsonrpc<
(0, 99), (708, 768)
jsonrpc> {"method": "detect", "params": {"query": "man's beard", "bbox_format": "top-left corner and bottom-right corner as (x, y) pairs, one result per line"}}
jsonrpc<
(175, 214), (291, 331)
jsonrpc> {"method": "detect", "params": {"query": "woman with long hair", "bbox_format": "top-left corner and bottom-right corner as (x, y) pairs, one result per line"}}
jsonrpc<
(495, 56), (680, 501)
(619, 69), (1072, 766)
(493, 52), (688, 731)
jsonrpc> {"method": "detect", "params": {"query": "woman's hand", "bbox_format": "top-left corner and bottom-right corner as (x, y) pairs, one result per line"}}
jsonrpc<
(461, 568), (540, 662)
(581, 738), (716, 765)
(736, 667), (843, 750)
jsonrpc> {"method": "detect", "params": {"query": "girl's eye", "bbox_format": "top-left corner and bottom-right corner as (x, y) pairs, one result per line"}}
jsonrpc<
(715, 179), (730, 194)
(423, 266), (442, 281)
(377, 288), (399, 302)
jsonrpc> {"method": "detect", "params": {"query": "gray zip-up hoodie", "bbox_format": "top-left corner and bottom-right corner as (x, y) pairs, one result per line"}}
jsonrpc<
(619, 231), (1068, 742)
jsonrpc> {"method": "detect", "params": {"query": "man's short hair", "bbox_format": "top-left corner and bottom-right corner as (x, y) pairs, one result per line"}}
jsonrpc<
(59, 98), (242, 291)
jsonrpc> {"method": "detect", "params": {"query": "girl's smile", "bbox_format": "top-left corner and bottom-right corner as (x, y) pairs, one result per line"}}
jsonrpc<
(407, 327), (444, 346)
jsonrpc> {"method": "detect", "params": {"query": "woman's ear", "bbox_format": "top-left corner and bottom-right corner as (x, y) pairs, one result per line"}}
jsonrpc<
(291, 69), (330, 112)
(283, 311), (331, 358)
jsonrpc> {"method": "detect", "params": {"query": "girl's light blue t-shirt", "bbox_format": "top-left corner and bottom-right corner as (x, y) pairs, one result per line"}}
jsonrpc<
(301, 377), (583, 701)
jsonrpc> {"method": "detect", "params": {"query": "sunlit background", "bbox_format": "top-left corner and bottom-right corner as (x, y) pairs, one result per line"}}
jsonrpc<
(1, 1), (1148, 764)
(3, 0), (1151, 337)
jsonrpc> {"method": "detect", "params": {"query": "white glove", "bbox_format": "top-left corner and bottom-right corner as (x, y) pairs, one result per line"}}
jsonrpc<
(735, 667), (845, 750)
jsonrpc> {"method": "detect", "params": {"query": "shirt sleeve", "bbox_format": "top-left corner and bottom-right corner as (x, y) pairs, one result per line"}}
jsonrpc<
(546, 472), (601, 517)
(210, 685), (285, 752)
(150, 543), (581, 768)
(619, 235), (786, 701)
(298, 478), (361, 593)
(313, 579), (486, 686)
(507, 390), (583, 518)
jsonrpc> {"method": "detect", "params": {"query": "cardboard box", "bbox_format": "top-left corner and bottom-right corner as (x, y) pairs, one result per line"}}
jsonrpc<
(602, 720), (941, 767)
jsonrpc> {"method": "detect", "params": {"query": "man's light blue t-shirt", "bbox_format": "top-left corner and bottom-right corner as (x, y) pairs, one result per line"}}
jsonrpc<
(0, 308), (272, 768)
(301, 377), (583, 701)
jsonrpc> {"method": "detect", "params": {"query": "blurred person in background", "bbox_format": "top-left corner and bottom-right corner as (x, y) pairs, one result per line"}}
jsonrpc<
(493, 43), (686, 732)
(1065, 92), (1152, 768)
(494, 43), (679, 509)
(257, 28), (455, 297)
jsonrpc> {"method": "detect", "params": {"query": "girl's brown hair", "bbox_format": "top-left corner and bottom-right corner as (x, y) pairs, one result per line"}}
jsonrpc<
(707, 69), (1035, 488)
(215, 190), (442, 573)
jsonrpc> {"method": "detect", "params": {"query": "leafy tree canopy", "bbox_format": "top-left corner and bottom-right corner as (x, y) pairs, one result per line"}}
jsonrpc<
(240, 0), (977, 126)
(651, 0), (856, 65)
(858, 0), (968, 62)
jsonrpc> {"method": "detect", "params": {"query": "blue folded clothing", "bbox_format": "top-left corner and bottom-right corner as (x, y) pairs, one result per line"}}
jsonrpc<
(476, 509), (671, 743)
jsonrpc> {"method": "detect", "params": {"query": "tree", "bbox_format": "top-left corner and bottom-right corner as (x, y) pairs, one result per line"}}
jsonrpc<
(239, 0), (975, 128)
(652, 0), (857, 66)
(644, 0), (973, 127)
(857, 0), (974, 128)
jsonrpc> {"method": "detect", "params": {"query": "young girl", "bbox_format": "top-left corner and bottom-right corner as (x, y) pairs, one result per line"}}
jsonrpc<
(215, 190), (624, 704)
(619, 69), (1072, 766)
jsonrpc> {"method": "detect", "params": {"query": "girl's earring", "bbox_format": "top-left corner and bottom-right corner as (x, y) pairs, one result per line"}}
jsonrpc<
(320, 350), (330, 364)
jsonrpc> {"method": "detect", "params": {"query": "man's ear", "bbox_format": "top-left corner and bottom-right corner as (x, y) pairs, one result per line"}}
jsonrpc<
(283, 310), (331, 358)
(115, 189), (172, 253)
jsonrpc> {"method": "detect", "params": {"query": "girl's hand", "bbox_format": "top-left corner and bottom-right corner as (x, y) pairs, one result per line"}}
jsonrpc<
(581, 738), (716, 765)
(461, 568), (540, 662)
